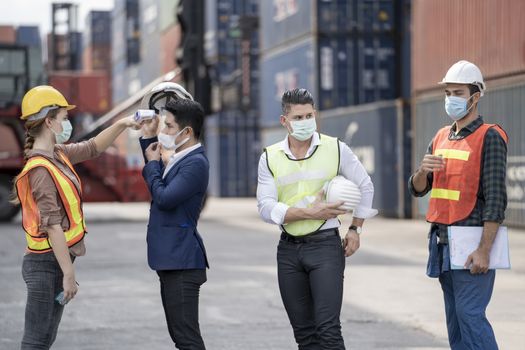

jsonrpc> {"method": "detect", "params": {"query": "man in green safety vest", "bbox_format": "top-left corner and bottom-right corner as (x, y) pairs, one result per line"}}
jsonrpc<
(257, 88), (377, 349)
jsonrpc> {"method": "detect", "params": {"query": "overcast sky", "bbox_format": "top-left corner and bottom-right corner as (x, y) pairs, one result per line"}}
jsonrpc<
(0, 0), (115, 35)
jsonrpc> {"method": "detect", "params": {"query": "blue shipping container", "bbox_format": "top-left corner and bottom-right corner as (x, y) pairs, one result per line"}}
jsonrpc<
(260, 0), (313, 52)
(16, 26), (41, 48)
(355, 0), (395, 32)
(204, 0), (218, 63)
(318, 36), (356, 110)
(317, 0), (395, 34)
(260, 38), (316, 127)
(216, 0), (259, 82)
(261, 0), (395, 52)
(88, 11), (111, 45)
(320, 100), (404, 217)
(356, 34), (397, 103)
(317, 34), (397, 110)
(205, 109), (260, 197)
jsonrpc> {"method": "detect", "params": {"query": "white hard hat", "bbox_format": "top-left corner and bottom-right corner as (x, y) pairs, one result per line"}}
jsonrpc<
(140, 82), (193, 112)
(325, 176), (362, 212)
(439, 60), (486, 96)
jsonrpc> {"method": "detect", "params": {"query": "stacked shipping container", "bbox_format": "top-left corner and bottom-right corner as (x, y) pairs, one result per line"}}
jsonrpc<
(47, 11), (112, 121)
(0, 26), (16, 43)
(411, 0), (525, 226)
(0, 26), (45, 106)
(88, 0), (185, 199)
(0, 46), (28, 105)
(83, 11), (112, 72)
(17, 26), (46, 92)
(205, 110), (260, 197)
(259, 0), (412, 216)
(319, 100), (405, 218)
(260, 0), (400, 130)
(204, 0), (261, 197)
(48, 72), (111, 115)
(48, 32), (83, 71)
(318, 0), (397, 109)
(111, 0), (182, 105)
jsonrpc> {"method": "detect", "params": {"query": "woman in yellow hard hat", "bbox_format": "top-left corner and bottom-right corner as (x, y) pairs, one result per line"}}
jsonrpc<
(12, 85), (141, 349)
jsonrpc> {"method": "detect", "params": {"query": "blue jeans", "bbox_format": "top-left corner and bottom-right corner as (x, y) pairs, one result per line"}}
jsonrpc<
(21, 252), (71, 350)
(439, 270), (498, 350)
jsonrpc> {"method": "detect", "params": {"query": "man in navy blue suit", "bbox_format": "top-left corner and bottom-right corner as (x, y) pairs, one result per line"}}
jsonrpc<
(140, 96), (209, 350)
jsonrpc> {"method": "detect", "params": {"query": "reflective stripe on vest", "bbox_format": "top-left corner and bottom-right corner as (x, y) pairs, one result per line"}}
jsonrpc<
(16, 152), (86, 253)
(265, 134), (340, 236)
(426, 123), (508, 225)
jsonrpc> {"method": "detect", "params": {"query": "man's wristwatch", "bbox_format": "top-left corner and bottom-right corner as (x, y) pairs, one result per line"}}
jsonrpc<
(349, 225), (362, 235)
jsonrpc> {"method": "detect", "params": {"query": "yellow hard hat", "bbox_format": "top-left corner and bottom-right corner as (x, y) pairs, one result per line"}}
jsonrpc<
(21, 85), (76, 120)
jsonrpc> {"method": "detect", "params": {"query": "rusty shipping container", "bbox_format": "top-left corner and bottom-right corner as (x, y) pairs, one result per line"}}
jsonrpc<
(412, 0), (525, 94)
(160, 24), (181, 75)
(82, 45), (95, 72)
(83, 44), (111, 72)
(0, 26), (16, 44)
(49, 72), (111, 115)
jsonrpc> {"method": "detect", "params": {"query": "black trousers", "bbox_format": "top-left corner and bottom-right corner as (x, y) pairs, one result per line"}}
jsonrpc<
(277, 233), (346, 350)
(157, 269), (207, 350)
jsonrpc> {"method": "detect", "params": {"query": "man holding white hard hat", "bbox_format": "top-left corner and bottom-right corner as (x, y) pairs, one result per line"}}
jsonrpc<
(257, 88), (377, 349)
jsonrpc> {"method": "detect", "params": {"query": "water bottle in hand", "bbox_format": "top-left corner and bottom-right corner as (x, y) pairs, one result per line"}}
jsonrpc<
(55, 291), (69, 306)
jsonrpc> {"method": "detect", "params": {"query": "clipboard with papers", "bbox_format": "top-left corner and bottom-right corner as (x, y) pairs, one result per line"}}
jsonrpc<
(447, 226), (511, 270)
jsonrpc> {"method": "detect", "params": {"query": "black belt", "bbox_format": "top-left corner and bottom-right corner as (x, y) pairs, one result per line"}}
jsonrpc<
(280, 228), (339, 244)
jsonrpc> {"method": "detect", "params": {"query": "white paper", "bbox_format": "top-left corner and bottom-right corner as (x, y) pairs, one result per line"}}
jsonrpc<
(448, 226), (511, 270)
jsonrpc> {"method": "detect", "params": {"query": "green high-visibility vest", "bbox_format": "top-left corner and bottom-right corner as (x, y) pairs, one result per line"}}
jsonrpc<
(265, 133), (340, 236)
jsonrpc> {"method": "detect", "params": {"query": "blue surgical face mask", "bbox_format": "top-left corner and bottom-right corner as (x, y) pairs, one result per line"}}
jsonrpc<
(288, 117), (317, 141)
(444, 95), (475, 121)
(52, 120), (73, 144)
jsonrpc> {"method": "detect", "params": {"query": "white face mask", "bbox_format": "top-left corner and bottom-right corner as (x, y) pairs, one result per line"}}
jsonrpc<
(158, 127), (190, 151)
(288, 117), (317, 141)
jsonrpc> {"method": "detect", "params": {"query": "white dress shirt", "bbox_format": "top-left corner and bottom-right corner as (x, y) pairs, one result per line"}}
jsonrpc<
(163, 143), (202, 178)
(256, 132), (376, 229)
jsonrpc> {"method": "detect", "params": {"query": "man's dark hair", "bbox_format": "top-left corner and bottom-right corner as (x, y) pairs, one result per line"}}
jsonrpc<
(164, 99), (204, 139)
(281, 88), (315, 114)
(468, 84), (480, 96)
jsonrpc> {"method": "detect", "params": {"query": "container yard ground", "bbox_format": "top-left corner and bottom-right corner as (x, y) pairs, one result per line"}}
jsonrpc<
(1, 198), (524, 349)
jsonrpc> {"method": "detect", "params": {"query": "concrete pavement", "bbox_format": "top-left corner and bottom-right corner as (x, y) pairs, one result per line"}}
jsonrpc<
(1, 198), (524, 349)
(201, 198), (525, 350)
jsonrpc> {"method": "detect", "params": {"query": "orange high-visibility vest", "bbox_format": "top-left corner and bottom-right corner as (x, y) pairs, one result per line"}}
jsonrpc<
(16, 152), (86, 253)
(426, 123), (508, 225)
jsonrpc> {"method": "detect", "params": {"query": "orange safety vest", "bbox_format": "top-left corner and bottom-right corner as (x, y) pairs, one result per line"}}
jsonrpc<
(426, 123), (508, 225)
(16, 151), (87, 253)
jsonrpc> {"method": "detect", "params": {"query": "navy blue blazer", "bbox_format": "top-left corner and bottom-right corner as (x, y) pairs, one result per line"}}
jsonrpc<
(140, 137), (209, 271)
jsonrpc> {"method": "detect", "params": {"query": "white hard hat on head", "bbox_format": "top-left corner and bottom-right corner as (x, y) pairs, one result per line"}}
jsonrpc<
(140, 82), (193, 112)
(439, 60), (486, 96)
(325, 176), (362, 212)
